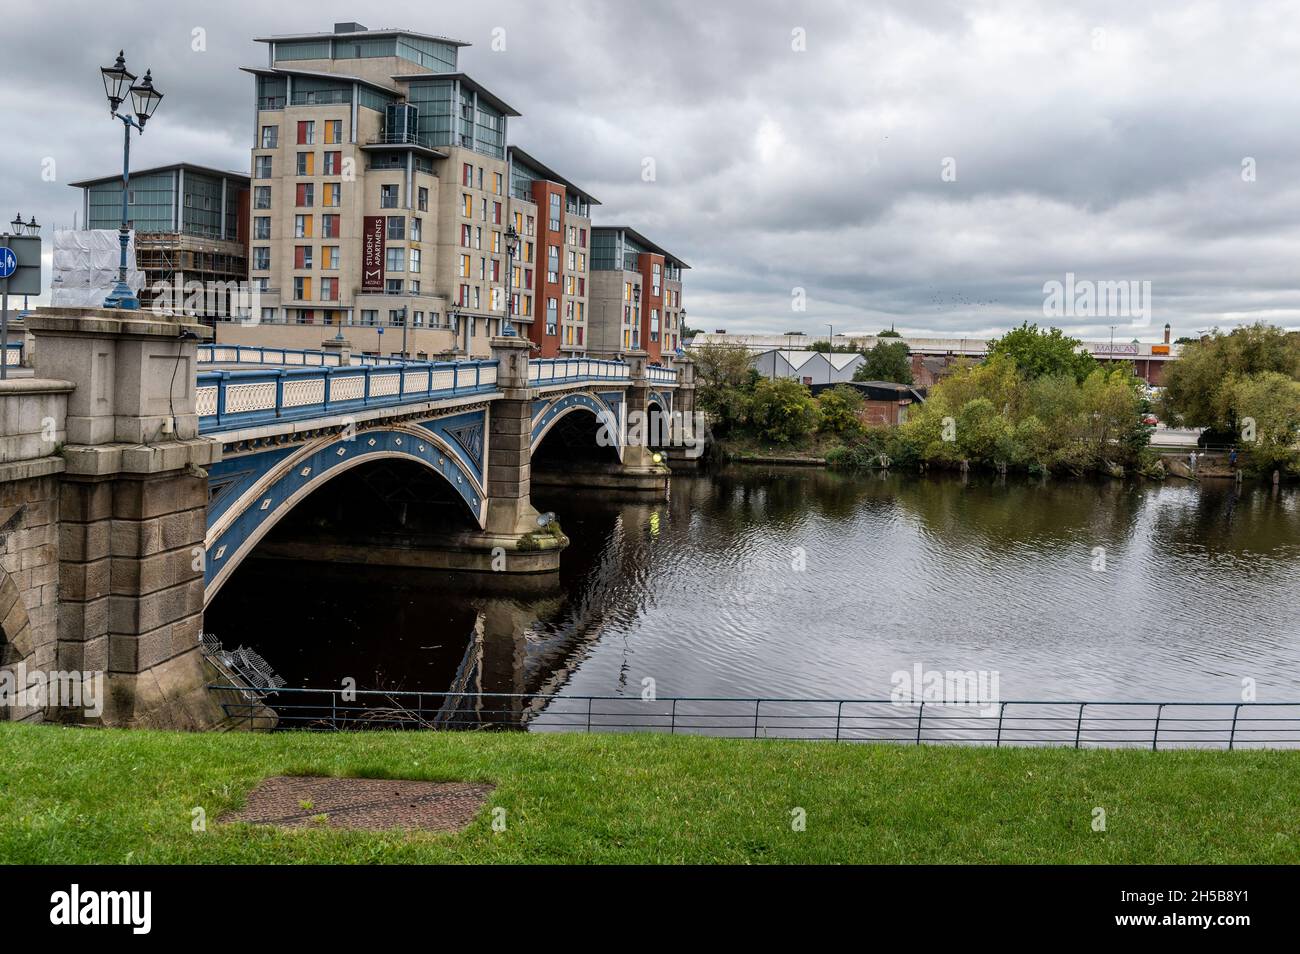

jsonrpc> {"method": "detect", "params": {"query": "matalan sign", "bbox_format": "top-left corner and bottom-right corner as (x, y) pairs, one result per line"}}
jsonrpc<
(362, 215), (385, 291)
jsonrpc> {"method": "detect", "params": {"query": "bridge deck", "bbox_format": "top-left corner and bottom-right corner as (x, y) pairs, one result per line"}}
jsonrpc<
(195, 344), (674, 435)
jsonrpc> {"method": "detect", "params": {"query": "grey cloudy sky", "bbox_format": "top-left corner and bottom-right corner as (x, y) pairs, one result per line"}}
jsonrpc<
(7, 0), (1300, 341)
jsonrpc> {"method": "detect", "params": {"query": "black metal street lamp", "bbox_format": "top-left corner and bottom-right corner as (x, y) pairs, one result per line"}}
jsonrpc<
(25, 216), (40, 236)
(501, 224), (520, 337)
(100, 52), (163, 309)
(9, 213), (23, 235)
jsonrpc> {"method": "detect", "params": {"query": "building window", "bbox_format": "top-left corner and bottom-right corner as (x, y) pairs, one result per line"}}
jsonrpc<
(254, 155), (272, 178)
(418, 187), (429, 211)
(297, 121), (315, 145)
(386, 247), (405, 273)
(492, 201), (501, 225)
(385, 278), (403, 294)
(380, 184), (399, 208)
(411, 218), (422, 241)
(494, 172), (503, 195)
(461, 224), (471, 247)
(360, 310), (378, 326)
(387, 216), (405, 240)
(294, 276), (312, 299)
(321, 214), (339, 238)
(253, 217), (271, 240)
(253, 186), (271, 209)
(548, 193), (561, 231)
(323, 183), (340, 207)
(323, 246), (339, 270)
(321, 278), (338, 300)
(546, 298), (558, 335)
(252, 247), (270, 270)
(409, 248), (421, 273)
(294, 246), (312, 269)
(323, 151), (341, 175)
(295, 152), (313, 176)
(462, 163), (473, 186)
(462, 193), (473, 217)
(260, 126), (278, 148)
(547, 245), (559, 283)
(296, 183), (314, 207)
(324, 119), (342, 144)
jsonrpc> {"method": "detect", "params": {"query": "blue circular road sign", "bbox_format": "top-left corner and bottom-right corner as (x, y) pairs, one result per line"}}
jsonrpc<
(0, 247), (16, 279)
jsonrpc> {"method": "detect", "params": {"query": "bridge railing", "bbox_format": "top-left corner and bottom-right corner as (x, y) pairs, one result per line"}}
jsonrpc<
(529, 357), (631, 385)
(647, 364), (678, 384)
(196, 344), (412, 368)
(205, 688), (1300, 748)
(196, 359), (499, 432)
(3, 342), (21, 367)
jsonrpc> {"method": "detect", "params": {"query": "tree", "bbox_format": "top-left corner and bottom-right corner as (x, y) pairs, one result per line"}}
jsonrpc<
(692, 343), (758, 434)
(1160, 323), (1300, 430)
(817, 385), (864, 436)
(693, 342), (754, 392)
(878, 328), (902, 338)
(854, 340), (913, 384)
(743, 378), (821, 443)
(1226, 371), (1300, 472)
(987, 322), (1096, 383)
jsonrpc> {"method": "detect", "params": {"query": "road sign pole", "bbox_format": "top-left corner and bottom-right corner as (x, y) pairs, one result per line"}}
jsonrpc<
(1, 275), (9, 381)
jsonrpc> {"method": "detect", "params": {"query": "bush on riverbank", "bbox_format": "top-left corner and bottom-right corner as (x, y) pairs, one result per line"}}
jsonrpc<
(3, 723), (1298, 864)
(827, 353), (1153, 477)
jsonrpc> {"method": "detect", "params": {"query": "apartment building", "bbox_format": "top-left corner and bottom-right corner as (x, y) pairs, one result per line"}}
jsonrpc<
(69, 163), (249, 322)
(588, 226), (688, 362)
(240, 22), (519, 357)
(506, 147), (597, 357)
(234, 21), (606, 360)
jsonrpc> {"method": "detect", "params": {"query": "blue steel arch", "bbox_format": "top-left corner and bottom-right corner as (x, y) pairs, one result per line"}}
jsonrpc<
(530, 390), (626, 460)
(204, 420), (486, 605)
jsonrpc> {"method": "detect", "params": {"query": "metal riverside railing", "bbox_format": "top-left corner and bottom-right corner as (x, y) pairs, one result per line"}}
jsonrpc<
(206, 687), (1300, 749)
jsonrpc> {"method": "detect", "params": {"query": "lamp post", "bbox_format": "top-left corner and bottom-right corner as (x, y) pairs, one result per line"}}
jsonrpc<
(15, 216), (38, 316)
(501, 224), (520, 338)
(100, 51), (163, 310)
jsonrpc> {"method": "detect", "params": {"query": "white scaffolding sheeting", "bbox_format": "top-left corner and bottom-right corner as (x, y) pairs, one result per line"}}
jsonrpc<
(49, 229), (146, 307)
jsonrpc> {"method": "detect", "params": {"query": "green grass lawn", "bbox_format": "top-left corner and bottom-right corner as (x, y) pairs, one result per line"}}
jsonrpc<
(1, 723), (1296, 864)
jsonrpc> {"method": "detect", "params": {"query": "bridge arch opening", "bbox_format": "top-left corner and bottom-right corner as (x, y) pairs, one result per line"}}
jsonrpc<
(532, 405), (621, 474)
(205, 449), (484, 606)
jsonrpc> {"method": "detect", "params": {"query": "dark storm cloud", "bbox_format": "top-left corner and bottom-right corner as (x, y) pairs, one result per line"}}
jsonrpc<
(5, 0), (1300, 340)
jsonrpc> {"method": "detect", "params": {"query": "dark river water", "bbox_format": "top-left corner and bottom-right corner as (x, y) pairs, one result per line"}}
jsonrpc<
(205, 467), (1300, 708)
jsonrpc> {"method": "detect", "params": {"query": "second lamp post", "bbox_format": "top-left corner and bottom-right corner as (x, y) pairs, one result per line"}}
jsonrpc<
(99, 50), (163, 310)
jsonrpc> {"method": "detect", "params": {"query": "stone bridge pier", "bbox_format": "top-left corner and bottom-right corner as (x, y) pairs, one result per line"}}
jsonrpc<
(8, 309), (224, 728)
